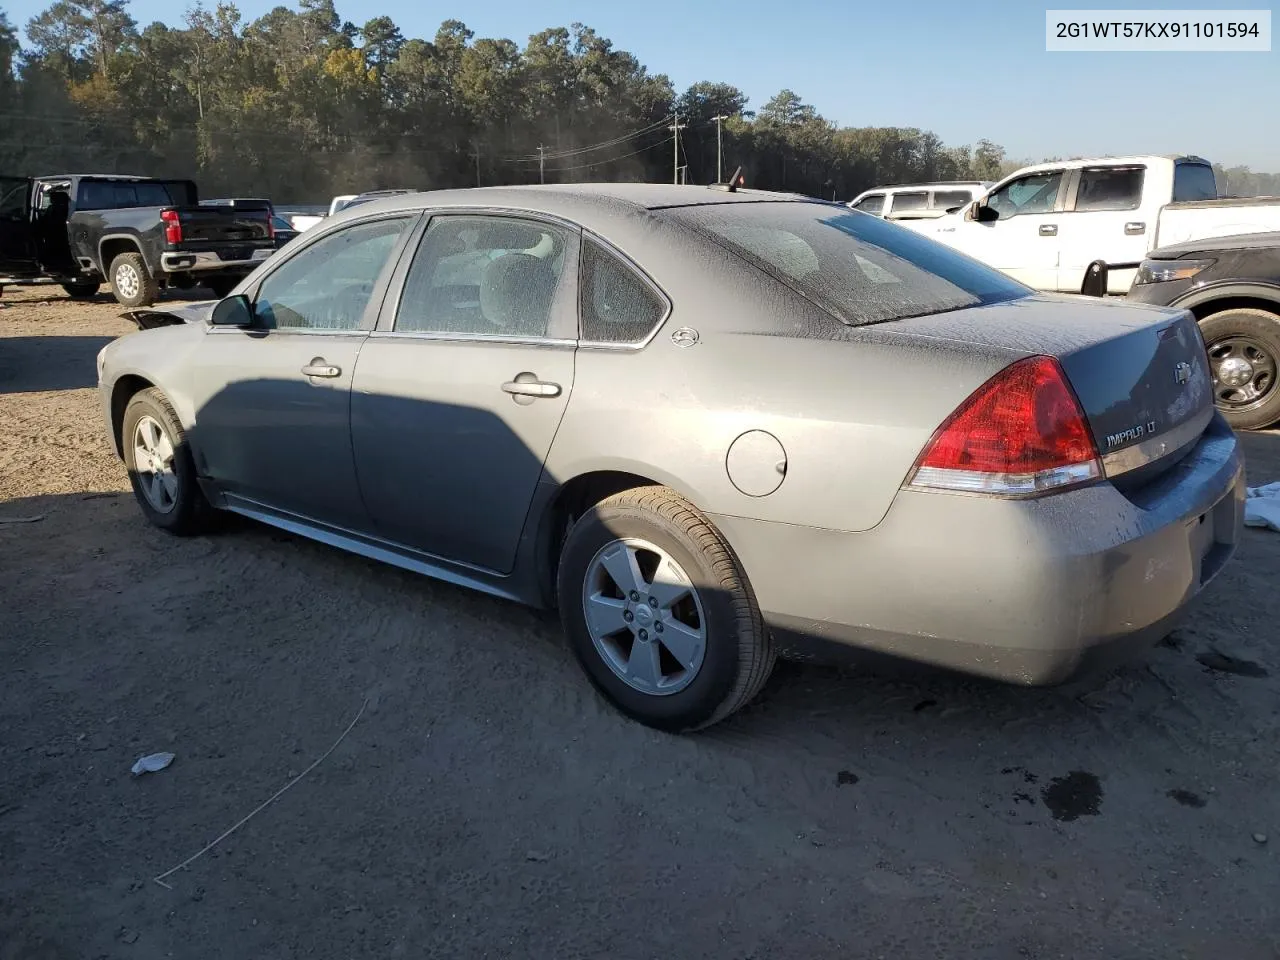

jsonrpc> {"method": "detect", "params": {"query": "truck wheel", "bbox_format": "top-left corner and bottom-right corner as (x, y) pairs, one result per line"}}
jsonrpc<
(205, 277), (239, 299)
(61, 281), (101, 300)
(109, 252), (159, 308)
(1201, 308), (1280, 431)
(556, 486), (775, 732)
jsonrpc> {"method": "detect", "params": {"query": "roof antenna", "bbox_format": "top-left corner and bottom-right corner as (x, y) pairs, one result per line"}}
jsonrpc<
(709, 167), (746, 193)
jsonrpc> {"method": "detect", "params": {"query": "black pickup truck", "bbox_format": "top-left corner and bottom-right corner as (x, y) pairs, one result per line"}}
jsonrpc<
(0, 174), (275, 307)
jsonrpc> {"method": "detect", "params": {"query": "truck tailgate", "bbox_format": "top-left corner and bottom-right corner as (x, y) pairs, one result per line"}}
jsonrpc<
(176, 205), (272, 245)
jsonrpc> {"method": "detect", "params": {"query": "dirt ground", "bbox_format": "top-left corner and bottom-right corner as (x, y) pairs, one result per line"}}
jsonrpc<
(1, 285), (1279, 960)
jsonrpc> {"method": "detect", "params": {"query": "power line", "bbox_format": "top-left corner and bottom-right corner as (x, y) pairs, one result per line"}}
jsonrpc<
(540, 136), (673, 173)
(503, 115), (673, 162)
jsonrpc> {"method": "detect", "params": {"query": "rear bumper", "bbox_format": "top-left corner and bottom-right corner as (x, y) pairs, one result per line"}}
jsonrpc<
(160, 248), (273, 273)
(710, 414), (1246, 685)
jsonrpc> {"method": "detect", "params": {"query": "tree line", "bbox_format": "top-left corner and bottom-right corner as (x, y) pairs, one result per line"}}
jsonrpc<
(1, 0), (1277, 203)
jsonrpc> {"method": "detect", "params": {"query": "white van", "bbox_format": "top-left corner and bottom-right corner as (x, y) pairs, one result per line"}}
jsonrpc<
(848, 182), (992, 221)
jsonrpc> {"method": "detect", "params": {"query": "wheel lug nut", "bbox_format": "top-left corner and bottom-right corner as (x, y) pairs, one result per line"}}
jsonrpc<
(629, 591), (640, 602)
(638, 629), (648, 641)
(623, 611), (633, 622)
(655, 623), (664, 633)
(648, 597), (658, 607)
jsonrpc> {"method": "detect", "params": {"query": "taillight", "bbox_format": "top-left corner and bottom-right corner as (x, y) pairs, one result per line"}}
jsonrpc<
(906, 355), (1101, 497)
(161, 208), (182, 245)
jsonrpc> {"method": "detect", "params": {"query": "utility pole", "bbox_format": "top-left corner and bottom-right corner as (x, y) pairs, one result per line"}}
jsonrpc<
(712, 114), (729, 183)
(471, 141), (481, 187)
(538, 144), (545, 184)
(668, 114), (685, 185)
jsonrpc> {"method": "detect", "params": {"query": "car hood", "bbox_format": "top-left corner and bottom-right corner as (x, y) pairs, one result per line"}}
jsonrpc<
(1149, 231), (1280, 259)
(120, 301), (217, 330)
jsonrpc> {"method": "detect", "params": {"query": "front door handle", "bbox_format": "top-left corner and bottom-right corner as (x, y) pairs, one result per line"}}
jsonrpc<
(1124, 221), (1146, 235)
(1039, 224), (1058, 236)
(301, 357), (341, 378)
(502, 378), (561, 398)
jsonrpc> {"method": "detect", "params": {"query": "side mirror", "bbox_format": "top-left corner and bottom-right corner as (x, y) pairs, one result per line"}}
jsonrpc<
(210, 294), (253, 327)
(964, 200), (981, 221)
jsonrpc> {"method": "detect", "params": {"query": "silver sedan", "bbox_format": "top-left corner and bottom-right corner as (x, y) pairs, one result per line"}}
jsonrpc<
(97, 184), (1245, 731)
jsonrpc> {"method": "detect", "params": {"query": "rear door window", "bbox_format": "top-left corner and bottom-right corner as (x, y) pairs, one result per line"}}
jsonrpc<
(932, 190), (974, 210)
(1074, 167), (1145, 211)
(888, 192), (929, 215)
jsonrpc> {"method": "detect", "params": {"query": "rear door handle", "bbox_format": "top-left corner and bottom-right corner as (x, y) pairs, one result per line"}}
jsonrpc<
(1124, 221), (1146, 235)
(1039, 224), (1058, 236)
(502, 379), (561, 398)
(301, 358), (341, 378)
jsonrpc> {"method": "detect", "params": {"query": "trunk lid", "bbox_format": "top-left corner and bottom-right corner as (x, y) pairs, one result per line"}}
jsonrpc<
(880, 294), (1215, 480)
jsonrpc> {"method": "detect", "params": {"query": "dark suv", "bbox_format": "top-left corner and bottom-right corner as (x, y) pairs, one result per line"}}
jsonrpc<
(1128, 232), (1280, 430)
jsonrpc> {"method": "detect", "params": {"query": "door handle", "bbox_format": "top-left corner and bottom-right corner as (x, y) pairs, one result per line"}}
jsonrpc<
(1124, 221), (1146, 235)
(301, 357), (341, 378)
(1039, 224), (1058, 236)
(502, 379), (561, 398)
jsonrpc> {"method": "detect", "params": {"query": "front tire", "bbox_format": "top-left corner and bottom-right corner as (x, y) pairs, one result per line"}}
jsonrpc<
(121, 388), (211, 535)
(557, 486), (774, 732)
(61, 281), (101, 300)
(109, 252), (159, 308)
(1201, 308), (1280, 431)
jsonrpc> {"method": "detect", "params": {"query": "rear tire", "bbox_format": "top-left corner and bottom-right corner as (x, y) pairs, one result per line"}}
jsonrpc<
(557, 486), (775, 732)
(121, 387), (213, 536)
(61, 281), (101, 300)
(1200, 308), (1280, 431)
(109, 252), (159, 308)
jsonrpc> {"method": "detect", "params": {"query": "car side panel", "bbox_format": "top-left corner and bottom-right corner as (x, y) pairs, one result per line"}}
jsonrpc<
(545, 323), (1016, 535)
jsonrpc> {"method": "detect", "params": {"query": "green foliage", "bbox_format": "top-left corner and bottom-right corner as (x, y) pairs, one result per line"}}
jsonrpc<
(2, 0), (1275, 202)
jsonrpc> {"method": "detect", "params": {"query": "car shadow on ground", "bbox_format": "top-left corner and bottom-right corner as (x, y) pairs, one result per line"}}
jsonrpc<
(0, 335), (116, 394)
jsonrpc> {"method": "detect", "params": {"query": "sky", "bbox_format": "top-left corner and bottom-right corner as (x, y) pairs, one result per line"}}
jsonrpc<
(7, 0), (1279, 169)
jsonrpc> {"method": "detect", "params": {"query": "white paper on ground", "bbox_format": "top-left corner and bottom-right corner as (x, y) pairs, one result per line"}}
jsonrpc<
(1244, 482), (1280, 532)
(131, 752), (175, 776)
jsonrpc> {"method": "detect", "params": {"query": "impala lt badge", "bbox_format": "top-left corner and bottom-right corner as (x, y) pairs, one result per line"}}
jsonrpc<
(1105, 421), (1158, 449)
(1174, 361), (1192, 385)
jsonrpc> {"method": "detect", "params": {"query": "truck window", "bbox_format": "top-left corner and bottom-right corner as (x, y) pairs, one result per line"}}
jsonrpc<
(1075, 166), (1144, 212)
(985, 171), (1063, 219)
(851, 193), (885, 215)
(1172, 163), (1217, 202)
(889, 192), (929, 214)
(932, 190), (973, 210)
(76, 179), (192, 211)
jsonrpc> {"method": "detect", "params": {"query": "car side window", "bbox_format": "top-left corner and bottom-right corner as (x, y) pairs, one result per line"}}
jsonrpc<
(1075, 167), (1144, 212)
(852, 193), (885, 215)
(933, 190), (973, 210)
(254, 217), (411, 331)
(395, 215), (573, 338)
(985, 171), (1063, 220)
(580, 239), (667, 344)
(889, 192), (929, 214)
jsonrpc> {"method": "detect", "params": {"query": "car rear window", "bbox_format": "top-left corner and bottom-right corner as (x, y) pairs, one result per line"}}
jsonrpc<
(1173, 162), (1217, 202)
(664, 202), (1029, 326)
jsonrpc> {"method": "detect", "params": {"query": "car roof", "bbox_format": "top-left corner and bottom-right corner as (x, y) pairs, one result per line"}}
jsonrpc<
(340, 183), (822, 219)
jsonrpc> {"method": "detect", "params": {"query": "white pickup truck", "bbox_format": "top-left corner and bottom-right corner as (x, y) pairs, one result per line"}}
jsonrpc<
(910, 155), (1280, 295)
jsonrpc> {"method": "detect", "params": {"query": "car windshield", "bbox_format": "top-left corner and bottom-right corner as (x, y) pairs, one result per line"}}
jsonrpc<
(664, 202), (1029, 326)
